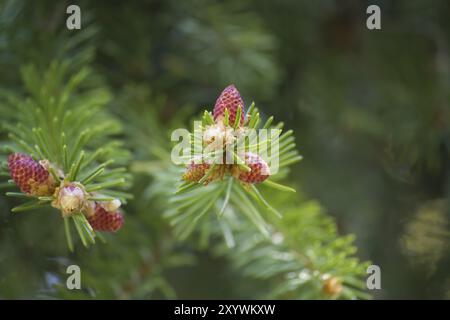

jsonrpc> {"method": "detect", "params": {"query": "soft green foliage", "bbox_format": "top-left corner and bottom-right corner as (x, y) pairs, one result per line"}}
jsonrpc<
(215, 198), (370, 299)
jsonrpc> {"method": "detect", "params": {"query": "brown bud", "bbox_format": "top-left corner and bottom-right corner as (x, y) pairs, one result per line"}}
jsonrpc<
(322, 276), (343, 297)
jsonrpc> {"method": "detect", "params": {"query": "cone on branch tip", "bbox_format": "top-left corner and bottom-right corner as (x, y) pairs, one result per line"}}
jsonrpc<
(233, 152), (270, 184)
(182, 161), (211, 183)
(213, 84), (245, 127)
(181, 85), (276, 187)
(8, 153), (56, 196)
(87, 204), (124, 232)
(7, 152), (125, 233)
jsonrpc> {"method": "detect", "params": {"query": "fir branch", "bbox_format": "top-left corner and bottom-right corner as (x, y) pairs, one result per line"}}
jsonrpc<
(0, 62), (130, 250)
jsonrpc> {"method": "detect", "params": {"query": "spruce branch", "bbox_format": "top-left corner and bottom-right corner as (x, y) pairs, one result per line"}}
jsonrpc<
(127, 85), (370, 300)
(169, 85), (301, 239)
(98, 75), (372, 300)
(0, 62), (131, 250)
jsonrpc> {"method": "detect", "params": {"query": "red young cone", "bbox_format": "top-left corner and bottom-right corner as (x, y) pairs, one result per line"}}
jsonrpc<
(213, 84), (245, 127)
(8, 153), (56, 196)
(237, 152), (270, 184)
(88, 204), (124, 232)
(182, 161), (211, 183)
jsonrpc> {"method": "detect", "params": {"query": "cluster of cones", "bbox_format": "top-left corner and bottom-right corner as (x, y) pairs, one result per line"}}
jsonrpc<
(8, 85), (269, 229)
(182, 85), (271, 185)
(8, 153), (123, 232)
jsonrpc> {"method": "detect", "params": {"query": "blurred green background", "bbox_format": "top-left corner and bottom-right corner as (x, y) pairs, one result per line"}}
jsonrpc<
(0, 0), (449, 299)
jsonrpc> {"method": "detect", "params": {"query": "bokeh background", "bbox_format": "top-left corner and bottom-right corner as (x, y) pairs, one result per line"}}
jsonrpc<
(0, 0), (449, 299)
